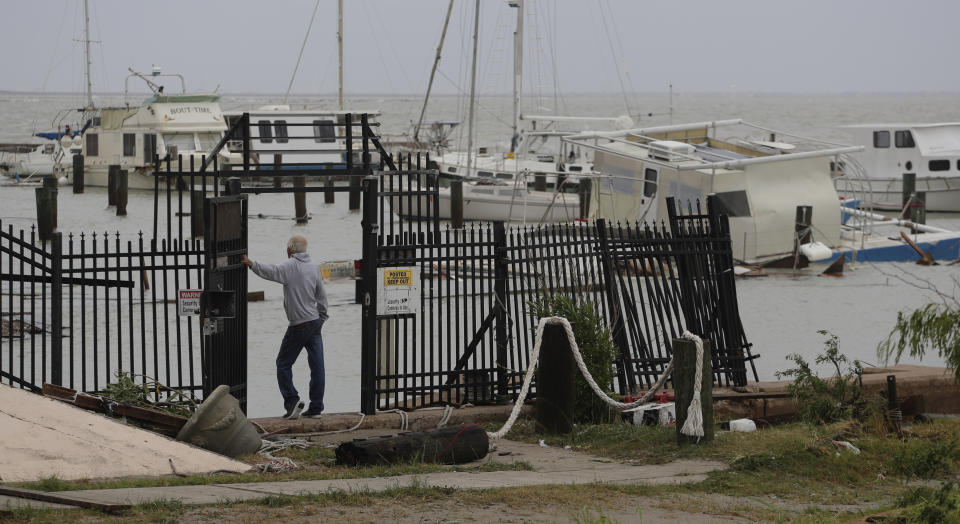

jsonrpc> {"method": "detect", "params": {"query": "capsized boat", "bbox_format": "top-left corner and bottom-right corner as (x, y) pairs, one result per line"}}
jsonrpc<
(562, 119), (960, 270)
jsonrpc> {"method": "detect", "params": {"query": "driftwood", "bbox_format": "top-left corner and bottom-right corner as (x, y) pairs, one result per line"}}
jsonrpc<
(335, 424), (489, 466)
(42, 383), (188, 436)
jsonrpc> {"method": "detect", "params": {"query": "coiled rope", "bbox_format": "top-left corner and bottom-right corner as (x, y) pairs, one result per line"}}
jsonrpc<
(487, 316), (705, 440)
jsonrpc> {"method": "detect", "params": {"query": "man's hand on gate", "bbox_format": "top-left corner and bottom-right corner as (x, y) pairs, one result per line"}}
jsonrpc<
(240, 254), (253, 268)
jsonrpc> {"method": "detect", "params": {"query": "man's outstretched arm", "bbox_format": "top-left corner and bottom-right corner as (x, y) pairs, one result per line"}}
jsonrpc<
(241, 254), (288, 284)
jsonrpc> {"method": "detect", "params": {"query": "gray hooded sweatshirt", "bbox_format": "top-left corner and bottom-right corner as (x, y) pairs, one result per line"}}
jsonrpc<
(251, 252), (328, 326)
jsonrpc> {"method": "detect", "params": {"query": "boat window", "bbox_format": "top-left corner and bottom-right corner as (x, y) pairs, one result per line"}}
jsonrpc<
(643, 168), (658, 198)
(895, 130), (915, 148)
(143, 134), (157, 164)
(477, 170), (493, 177)
(197, 133), (219, 152)
(86, 133), (98, 156)
(495, 172), (512, 179)
(929, 159), (950, 171)
(257, 120), (273, 143)
(42, 143), (55, 154)
(274, 120), (289, 144)
(568, 165), (583, 172)
(163, 133), (197, 152)
(472, 188), (494, 194)
(91, 117), (101, 127)
(711, 190), (751, 217)
(122, 133), (136, 157)
(312, 120), (335, 143)
(873, 131), (890, 148)
(447, 166), (457, 173)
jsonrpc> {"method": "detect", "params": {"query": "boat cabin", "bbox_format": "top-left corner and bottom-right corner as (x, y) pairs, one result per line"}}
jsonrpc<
(563, 120), (864, 264)
(842, 123), (960, 180)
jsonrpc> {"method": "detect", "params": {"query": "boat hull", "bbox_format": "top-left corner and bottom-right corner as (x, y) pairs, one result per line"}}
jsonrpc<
(391, 187), (580, 223)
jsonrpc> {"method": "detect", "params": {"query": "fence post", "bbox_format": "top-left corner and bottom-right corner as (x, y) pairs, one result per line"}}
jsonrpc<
(595, 218), (635, 394)
(450, 179), (464, 228)
(50, 232), (63, 386)
(359, 175), (379, 415)
(674, 337), (713, 445)
(535, 322), (575, 433)
(349, 175), (362, 210)
(493, 221), (509, 402)
(72, 153), (84, 193)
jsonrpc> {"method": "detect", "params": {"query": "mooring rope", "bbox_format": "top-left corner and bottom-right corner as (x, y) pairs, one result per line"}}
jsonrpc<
(487, 316), (705, 440)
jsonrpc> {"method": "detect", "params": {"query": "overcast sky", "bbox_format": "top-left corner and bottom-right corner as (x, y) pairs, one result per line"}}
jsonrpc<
(1, 0), (958, 96)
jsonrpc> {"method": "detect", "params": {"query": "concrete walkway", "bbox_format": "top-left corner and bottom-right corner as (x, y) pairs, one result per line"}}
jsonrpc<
(6, 439), (724, 509)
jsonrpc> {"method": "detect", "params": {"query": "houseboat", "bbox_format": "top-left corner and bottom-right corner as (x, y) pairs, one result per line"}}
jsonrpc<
(835, 123), (960, 212)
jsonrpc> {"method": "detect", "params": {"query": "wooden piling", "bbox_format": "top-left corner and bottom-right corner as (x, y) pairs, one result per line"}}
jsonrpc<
(273, 154), (282, 189)
(190, 190), (204, 238)
(535, 322), (575, 434)
(294, 175), (308, 224)
(324, 176), (335, 203)
(902, 172), (916, 214)
(349, 175), (361, 210)
(673, 337), (713, 445)
(116, 169), (128, 216)
(451, 179), (464, 228)
(35, 184), (57, 242)
(914, 191), (927, 225)
(71, 154), (84, 194)
(107, 164), (119, 206)
(578, 179), (592, 219)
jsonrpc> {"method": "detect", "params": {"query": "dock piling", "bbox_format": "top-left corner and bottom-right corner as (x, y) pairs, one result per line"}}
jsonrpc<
(294, 175), (308, 224)
(578, 179), (592, 219)
(535, 322), (576, 434)
(35, 179), (58, 242)
(107, 164), (119, 206)
(71, 154), (84, 194)
(451, 179), (464, 228)
(116, 169), (128, 216)
(674, 337), (713, 445)
(349, 175), (362, 210)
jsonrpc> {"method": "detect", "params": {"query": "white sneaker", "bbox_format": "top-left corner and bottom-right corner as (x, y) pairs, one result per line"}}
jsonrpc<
(282, 401), (305, 419)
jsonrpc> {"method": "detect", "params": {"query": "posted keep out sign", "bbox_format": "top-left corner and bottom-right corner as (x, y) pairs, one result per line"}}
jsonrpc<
(376, 267), (420, 315)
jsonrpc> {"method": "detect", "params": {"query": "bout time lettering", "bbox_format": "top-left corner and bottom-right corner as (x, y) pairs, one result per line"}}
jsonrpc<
(169, 106), (212, 114)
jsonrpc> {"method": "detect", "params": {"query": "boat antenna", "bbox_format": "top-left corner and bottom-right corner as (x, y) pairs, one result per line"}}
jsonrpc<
(465, 0), (481, 179)
(510, 0), (523, 154)
(338, 0), (344, 110)
(283, 0), (321, 106)
(413, 0), (455, 143)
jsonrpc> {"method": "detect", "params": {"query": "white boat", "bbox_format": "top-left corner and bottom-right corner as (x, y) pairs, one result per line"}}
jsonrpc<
(835, 123), (960, 212)
(62, 67), (238, 190)
(392, 179), (580, 223)
(563, 119), (960, 269)
(0, 142), (62, 180)
(223, 106), (382, 172)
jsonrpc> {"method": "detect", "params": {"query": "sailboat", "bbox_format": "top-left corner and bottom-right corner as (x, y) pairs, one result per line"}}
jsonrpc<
(399, 0), (631, 223)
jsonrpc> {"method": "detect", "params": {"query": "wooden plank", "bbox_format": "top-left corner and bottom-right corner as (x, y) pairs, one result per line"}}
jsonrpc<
(42, 383), (188, 433)
(0, 486), (130, 513)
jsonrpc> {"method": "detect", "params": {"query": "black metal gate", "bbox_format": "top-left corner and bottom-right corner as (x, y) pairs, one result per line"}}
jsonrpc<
(202, 194), (249, 411)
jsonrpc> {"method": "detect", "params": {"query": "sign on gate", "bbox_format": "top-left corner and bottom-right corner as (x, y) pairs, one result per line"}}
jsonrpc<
(376, 267), (420, 315)
(178, 289), (202, 316)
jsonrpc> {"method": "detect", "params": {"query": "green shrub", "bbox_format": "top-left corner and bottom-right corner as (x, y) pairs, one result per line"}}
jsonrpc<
(776, 330), (883, 425)
(896, 482), (960, 523)
(529, 293), (619, 424)
(893, 438), (960, 479)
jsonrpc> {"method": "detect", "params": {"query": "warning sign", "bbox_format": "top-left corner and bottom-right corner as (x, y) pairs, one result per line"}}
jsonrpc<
(178, 289), (202, 317)
(376, 267), (419, 315)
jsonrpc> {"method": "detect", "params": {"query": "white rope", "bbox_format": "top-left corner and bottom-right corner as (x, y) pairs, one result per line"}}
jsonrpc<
(380, 408), (409, 431)
(487, 316), (705, 440)
(257, 437), (313, 473)
(436, 405), (453, 428)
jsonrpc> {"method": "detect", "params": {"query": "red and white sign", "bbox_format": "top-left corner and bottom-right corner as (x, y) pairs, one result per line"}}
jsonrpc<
(178, 289), (202, 317)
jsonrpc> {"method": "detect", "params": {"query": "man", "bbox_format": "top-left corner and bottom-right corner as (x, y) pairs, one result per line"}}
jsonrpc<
(241, 235), (328, 419)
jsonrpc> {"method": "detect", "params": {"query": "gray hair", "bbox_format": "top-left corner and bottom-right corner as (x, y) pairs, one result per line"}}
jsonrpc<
(287, 235), (307, 254)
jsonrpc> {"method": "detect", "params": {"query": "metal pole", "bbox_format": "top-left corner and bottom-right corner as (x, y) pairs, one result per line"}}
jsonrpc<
(360, 175), (379, 415)
(338, 0), (344, 110)
(510, 0), (523, 153)
(51, 233), (63, 385)
(83, 0), (93, 109)
(494, 221), (509, 402)
(414, 0), (455, 143)
(465, 0), (480, 179)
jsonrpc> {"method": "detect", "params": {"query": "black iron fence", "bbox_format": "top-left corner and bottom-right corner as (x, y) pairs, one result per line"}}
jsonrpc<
(1, 221), (205, 398)
(361, 171), (757, 413)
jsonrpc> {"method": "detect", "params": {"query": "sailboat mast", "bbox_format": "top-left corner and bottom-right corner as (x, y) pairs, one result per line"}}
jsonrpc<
(337, 0), (344, 110)
(465, 0), (480, 179)
(510, 0), (523, 153)
(83, 0), (93, 109)
(413, 0), (454, 143)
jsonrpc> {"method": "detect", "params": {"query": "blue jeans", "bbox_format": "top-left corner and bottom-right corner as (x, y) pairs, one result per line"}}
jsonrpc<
(276, 318), (325, 413)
